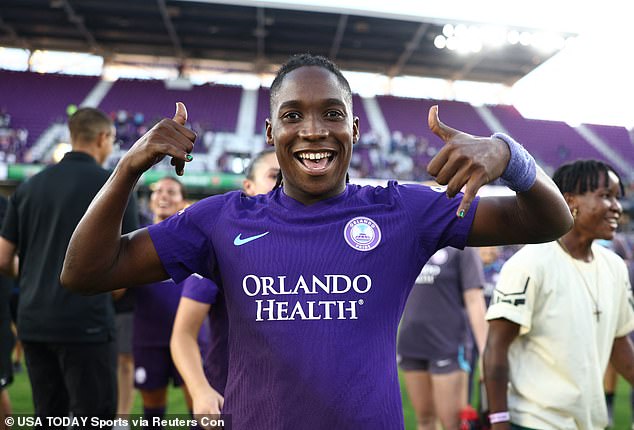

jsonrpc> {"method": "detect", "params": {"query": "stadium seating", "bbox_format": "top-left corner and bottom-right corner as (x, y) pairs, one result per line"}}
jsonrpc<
(0, 69), (99, 149)
(2, 70), (633, 181)
(584, 123), (634, 166)
(487, 104), (608, 169)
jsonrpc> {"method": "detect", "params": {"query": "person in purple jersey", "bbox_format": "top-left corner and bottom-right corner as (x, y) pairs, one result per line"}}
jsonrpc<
(397, 247), (486, 430)
(61, 54), (572, 429)
(170, 148), (279, 417)
(132, 177), (195, 425)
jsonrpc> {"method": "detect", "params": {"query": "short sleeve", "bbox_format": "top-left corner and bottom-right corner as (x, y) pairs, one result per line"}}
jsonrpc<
(398, 183), (479, 253)
(148, 197), (223, 283)
(460, 247), (485, 292)
(486, 256), (537, 335)
(181, 273), (220, 305)
(614, 262), (634, 338)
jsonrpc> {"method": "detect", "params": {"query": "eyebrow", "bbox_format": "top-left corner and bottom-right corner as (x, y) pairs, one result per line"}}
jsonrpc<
(277, 98), (347, 112)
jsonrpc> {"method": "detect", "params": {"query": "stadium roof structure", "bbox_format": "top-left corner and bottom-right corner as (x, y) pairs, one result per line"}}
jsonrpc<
(0, 0), (575, 84)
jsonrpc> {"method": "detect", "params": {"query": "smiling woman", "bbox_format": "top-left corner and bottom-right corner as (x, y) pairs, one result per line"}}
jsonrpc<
(265, 56), (358, 205)
(61, 53), (572, 429)
(484, 159), (634, 430)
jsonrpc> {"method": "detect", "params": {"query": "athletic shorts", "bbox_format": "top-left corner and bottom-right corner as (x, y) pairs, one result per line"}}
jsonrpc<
(398, 345), (472, 375)
(133, 345), (183, 390)
(115, 313), (133, 355)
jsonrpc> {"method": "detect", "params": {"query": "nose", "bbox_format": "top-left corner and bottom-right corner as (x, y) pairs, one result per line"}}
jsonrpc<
(298, 116), (328, 140)
(611, 197), (623, 215)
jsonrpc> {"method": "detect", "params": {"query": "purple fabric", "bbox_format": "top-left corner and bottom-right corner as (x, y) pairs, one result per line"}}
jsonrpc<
(397, 247), (484, 359)
(133, 345), (184, 389)
(132, 280), (182, 347)
(148, 181), (478, 429)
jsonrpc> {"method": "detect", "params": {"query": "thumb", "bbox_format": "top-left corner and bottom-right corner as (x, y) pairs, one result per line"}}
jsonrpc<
(428, 105), (458, 143)
(173, 102), (187, 126)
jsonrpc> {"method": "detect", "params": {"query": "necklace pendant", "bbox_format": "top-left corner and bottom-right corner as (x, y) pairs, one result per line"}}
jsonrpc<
(594, 307), (601, 322)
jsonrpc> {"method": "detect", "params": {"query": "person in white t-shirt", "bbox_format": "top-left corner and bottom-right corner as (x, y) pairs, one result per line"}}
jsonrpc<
(483, 159), (634, 430)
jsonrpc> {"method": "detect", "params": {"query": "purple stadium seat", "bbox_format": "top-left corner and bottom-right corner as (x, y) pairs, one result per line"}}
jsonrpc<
(488, 104), (608, 169)
(99, 78), (242, 152)
(0, 70), (99, 157)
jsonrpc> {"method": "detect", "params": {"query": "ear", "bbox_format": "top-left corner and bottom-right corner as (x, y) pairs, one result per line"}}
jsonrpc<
(243, 178), (253, 195)
(265, 119), (274, 146)
(563, 192), (577, 211)
(352, 117), (360, 144)
(96, 131), (107, 149)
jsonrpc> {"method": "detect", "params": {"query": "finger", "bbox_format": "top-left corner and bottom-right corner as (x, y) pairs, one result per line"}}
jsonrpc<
(428, 105), (459, 143)
(456, 172), (485, 218)
(149, 140), (189, 176)
(426, 145), (450, 177)
(173, 102), (188, 126)
(160, 123), (196, 152)
(173, 158), (186, 176)
(444, 163), (471, 197)
(432, 154), (464, 189)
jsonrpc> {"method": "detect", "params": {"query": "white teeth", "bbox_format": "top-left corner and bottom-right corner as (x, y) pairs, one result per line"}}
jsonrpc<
(298, 152), (331, 160)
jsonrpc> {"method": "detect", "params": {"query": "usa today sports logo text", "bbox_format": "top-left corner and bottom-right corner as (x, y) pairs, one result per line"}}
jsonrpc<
(5, 415), (228, 429)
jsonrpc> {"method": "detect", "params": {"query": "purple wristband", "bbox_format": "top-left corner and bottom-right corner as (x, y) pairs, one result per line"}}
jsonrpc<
(493, 132), (536, 192)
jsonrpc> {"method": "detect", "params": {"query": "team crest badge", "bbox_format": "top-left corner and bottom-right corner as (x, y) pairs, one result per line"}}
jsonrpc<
(344, 216), (381, 251)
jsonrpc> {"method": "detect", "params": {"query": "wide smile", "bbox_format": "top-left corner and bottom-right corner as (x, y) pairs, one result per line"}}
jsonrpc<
(294, 150), (336, 175)
(605, 215), (619, 230)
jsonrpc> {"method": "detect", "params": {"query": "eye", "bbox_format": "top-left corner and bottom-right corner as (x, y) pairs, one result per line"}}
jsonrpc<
(325, 110), (344, 119)
(282, 111), (301, 121)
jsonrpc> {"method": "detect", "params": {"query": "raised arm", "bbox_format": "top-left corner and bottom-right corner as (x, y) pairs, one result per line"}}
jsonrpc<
(60, 103), (196, 294)
(427, 106), (572, 246)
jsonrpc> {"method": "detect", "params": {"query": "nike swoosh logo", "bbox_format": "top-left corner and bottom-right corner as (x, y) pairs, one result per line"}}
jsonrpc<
(233, 232), (269, 246)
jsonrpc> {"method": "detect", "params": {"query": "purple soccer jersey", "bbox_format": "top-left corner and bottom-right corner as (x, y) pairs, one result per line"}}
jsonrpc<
(181, 274), (229, 395)
(133, 279), (183, 347)
(148, 182), (477, 429)
(397, 247), (485, 360)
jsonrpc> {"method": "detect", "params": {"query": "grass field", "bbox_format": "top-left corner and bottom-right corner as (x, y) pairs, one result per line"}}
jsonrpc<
(6, 361), (633, 429)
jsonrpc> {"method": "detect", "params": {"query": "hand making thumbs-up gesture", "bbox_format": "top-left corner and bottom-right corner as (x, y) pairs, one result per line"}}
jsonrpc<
(123, 102), (196, 176)
(426, 105), (510, 218)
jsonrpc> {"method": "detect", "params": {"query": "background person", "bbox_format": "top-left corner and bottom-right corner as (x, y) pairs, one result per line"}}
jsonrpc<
(171, 147), (280, 417)
(0, 107), (139, 424)
(0, 195), (15, 430)
(484, 159), (634, 430)
(132, 176), (198, 425)
(398, 247), (487, 430)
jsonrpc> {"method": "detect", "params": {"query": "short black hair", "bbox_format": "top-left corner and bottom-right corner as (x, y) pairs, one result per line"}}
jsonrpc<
(244, 147), (276, 181)
(553, 159), (625, 197)
(68, 107), (112, 144)
(269, 53), (353, 115)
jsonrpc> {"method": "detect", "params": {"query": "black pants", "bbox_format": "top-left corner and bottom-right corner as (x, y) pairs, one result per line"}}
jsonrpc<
(23, 340), (117, 428)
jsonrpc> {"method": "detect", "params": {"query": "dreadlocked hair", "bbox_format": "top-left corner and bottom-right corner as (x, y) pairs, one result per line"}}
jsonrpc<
(269, 53), (353, 114)
(272, 171), (351, 191)
(273, 170), (283, 190)
(552, 159), (625, 197)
